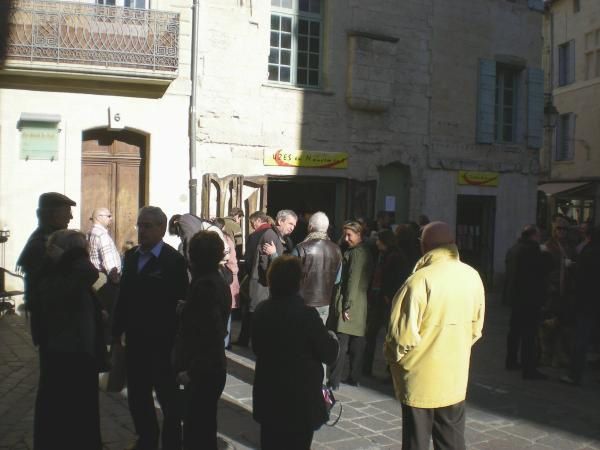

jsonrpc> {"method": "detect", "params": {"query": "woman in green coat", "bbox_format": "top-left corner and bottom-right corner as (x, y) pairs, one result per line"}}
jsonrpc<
(327, 221), (374, 389)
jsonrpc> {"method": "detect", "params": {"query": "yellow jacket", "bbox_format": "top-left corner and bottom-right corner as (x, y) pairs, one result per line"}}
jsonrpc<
(384, 244), (485, 408)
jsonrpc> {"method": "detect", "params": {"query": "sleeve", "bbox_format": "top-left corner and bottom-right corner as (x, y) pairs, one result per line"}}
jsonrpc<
(173, 253), (190, 302)
(384, 278), (426, 363)
(112, 251), (133, 339)
(471, 275), (486, 345)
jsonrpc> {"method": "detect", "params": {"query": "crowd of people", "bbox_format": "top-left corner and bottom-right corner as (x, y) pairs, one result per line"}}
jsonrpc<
(503, 216), (600, 385)
(18, 192), (486, 450)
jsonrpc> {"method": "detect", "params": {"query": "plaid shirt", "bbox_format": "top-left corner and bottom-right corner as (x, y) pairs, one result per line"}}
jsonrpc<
(87, 223), (122, 274)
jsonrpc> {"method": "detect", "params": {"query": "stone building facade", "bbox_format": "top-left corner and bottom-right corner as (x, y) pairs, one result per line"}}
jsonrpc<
(540, 0), (600, 226)
(0, 0), (544, 286)
(195, 0), (544, 285)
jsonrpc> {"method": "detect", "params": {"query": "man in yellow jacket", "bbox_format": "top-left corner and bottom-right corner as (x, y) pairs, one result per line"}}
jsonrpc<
(385, 221), (485, 450)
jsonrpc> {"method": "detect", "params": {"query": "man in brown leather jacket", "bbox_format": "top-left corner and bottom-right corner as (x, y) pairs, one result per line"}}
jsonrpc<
(292, 212), (342, 324)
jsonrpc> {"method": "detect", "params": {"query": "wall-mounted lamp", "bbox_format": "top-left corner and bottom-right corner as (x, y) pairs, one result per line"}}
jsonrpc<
(544, 94), (559, 129)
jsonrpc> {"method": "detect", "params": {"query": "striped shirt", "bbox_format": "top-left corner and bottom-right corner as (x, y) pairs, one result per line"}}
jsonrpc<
(88, 223), (122, 274)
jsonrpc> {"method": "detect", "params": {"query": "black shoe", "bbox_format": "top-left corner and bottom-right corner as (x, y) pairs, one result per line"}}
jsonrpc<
(225, 344), (232, 351)
(342, 378), (361, 387)
(232, 340), (249, 348)
(523, 370), (548, 380)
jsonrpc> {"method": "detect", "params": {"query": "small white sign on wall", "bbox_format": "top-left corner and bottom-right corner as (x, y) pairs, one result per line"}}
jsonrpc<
(385, 195), (396, 212)
(108, 107), (125, 130)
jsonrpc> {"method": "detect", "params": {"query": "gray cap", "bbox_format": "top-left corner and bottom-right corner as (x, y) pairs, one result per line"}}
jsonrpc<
(38, 192), (76, 209)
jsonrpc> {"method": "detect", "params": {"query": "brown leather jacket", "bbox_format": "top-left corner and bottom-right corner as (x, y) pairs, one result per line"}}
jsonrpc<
(295, 238), (342, 308)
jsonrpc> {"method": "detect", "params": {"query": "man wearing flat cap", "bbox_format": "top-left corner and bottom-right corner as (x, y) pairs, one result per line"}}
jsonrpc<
(17, 192), (76, 345)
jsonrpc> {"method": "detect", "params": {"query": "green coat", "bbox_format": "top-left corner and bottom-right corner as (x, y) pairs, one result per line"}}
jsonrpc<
(332, 243), (374, 337)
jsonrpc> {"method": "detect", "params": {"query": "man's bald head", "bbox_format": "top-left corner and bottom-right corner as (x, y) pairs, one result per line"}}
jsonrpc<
(91, 207), (113, 228)
(421, 221), (454, 254)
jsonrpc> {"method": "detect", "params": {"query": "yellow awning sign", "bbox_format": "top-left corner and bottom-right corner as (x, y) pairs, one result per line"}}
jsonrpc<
(264, 149), (348, 169)
(458, 171), (499, 187)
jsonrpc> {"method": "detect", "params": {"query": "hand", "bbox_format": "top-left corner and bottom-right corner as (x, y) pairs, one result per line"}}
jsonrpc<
(343, 311), (350, 321)
(262, 241), (277, 256)
(108, 267), (121, 284)
(177, 371), (191, 387)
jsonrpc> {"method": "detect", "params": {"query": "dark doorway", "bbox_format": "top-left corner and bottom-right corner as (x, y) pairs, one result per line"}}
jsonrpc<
(267, 177), (340, 245)
(456, 195), (496, 288)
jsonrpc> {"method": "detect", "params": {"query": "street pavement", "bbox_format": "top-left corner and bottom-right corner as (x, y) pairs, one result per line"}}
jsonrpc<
(1, 294), (599, 450)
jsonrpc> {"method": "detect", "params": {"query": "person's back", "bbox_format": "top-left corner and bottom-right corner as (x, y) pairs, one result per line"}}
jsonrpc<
(391, 252), (483, 407)
(295, 218), (342, 309)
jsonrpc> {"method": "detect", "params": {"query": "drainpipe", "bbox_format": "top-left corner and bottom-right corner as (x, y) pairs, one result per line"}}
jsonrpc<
(188, 0), (200, 215)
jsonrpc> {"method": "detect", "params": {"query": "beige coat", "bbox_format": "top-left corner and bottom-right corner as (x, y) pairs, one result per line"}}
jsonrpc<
(384, 244), (485, 408)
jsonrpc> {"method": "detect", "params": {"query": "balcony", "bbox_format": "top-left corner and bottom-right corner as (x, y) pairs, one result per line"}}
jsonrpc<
(2, 0), (180, 97)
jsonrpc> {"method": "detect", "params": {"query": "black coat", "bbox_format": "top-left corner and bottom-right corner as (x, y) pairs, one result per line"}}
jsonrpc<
(510, 238), (552, 310)
(252, 294), (339, 431)
(112, 243), (189, 347)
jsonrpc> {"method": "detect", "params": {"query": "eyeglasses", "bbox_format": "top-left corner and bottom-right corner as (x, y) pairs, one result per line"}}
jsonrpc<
(99, 214), (112, 218)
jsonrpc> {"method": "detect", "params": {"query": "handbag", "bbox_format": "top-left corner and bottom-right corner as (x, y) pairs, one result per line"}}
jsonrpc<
(321, 384), (342, 426)
(99, 343), (127, 393)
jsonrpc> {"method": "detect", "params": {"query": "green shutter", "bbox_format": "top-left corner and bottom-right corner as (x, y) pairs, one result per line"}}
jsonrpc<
(477, 59), (496, 144)
(527, 67), (544, 149)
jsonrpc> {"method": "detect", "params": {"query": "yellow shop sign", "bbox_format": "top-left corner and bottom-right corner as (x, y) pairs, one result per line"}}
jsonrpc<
(458, 171), (499, 187)
(264, 149), (348, 169)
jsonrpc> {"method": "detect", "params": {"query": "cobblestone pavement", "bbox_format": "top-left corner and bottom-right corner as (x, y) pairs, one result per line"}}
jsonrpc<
(1, 295), (599, 449)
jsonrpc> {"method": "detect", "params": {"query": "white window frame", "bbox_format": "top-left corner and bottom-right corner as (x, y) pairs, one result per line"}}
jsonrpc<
(494, 65), (519, 144)
(269, 0), (323, 88)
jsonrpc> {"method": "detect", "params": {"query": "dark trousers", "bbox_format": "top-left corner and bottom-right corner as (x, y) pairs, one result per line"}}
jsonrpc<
(183, 369), (226, 450)
(568, 312), (597, 383)
(328, 333), (365, 387)
(506, 305), (540, 375)
(237, 310), (253, 345)
(34, 349), (101, 450)
(260, 424), (314, 450)
(363, 298), (390, 375)
(126, 343), (181, 450)
(401, 401), (466, 450)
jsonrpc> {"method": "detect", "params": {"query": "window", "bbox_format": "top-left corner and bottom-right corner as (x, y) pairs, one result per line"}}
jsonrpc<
(494, 66), (519, 143)
(574, 0), (580, 13)
(555, 113), (575, 161)
(558, 41), (575, 86)
(269, 0), (323, 87)
(95, 0), (149, 7)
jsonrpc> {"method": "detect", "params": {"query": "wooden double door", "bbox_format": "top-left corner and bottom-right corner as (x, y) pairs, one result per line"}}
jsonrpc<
(81, 129), (146, 253)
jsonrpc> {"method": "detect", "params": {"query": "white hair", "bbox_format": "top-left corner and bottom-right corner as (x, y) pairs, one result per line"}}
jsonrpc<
(276, 209), (298, 223)
(308, 211), (329, 232)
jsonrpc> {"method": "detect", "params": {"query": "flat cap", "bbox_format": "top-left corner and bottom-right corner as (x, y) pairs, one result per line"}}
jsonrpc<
(38, 192), (76, 209)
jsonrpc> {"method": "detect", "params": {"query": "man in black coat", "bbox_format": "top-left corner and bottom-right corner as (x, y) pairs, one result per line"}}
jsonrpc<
(505, 224), (552, 380)
(112, 206), (189, 450)
(252, 255), (339, 450)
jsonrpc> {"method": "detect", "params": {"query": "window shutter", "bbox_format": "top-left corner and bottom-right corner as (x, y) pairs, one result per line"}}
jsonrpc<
(477, 59), (496, 144)
(527, 0), (544, 12)
(527, 67), (544, 149)
(555, 115), (563, 160)
(568, 40), (576, 84)
(568, 113), (576, 160)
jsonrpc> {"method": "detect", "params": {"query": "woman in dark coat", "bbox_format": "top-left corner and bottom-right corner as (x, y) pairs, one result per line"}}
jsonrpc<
(252, 255), (339, 450)
(174, 230), (232, 450)
(363, 229), (410, 376)
(328, 221), (374, 388)
(35, 230), (106, 450)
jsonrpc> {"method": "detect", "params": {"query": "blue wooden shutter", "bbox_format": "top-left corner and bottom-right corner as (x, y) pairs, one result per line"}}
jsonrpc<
(568, 113), (576, 160)
(477, 59), (496, 144)
(568, 40), (576, 84)
(527, 67), (544, 149)
(528, 0), (544, 12)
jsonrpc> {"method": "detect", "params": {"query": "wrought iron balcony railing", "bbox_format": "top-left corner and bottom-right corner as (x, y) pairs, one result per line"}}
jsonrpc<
(6, 0), (179, 73)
